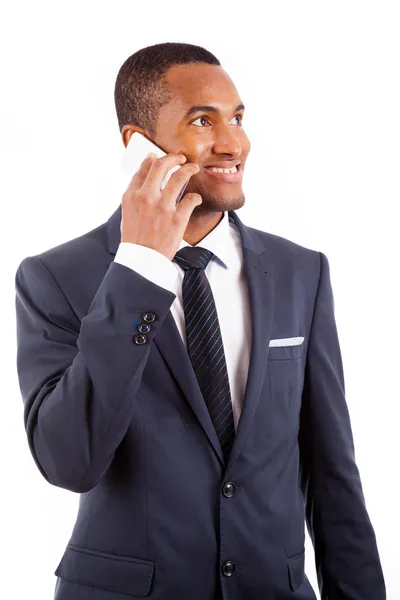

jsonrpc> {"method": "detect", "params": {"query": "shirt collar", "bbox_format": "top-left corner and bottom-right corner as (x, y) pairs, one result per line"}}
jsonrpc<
(178, 211), (235, 269)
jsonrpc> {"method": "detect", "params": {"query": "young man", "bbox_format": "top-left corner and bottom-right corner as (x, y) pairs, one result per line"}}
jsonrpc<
(15, 42), (385, 599)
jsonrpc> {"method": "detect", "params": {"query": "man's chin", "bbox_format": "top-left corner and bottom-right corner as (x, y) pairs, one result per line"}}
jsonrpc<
(191, 192), (246, 214)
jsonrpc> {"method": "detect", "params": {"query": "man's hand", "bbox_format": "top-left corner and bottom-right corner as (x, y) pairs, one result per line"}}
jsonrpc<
(120, 152), (202, 260)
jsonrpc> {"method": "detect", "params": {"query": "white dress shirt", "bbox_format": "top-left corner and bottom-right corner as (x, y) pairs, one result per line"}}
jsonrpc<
(114, 211), (252, 431)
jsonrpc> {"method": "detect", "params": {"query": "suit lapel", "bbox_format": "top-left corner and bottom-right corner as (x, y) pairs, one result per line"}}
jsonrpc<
(225, 211), (275, 471)
(106, 205), (275, 470)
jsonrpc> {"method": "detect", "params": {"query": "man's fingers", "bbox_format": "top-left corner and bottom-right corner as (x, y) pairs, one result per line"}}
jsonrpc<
(160, 163), (200, 207)
(176, 192), (203, 219)
(141, 154), (188, 194)
(126, 153), (157, 192)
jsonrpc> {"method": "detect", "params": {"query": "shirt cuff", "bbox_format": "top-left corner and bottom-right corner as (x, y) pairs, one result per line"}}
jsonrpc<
(114, 242), (179, 294)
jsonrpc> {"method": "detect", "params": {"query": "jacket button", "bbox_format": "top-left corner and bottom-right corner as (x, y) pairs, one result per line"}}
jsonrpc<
(133, 334), (147, 345)
(222, 482), (235, 498)
(221, 561), (235, 577)
(138, 323), (151, 333)
(143, 312), (156, 323)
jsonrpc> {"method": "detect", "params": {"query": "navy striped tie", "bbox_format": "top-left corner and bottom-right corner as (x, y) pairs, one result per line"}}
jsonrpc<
(173, 246), (235, 463)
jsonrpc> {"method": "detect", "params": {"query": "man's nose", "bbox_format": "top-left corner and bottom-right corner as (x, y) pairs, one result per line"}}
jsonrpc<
(213, 126), (242, 157)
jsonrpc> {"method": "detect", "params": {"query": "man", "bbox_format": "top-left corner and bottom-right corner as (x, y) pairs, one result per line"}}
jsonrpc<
(15, 42), (385, 599)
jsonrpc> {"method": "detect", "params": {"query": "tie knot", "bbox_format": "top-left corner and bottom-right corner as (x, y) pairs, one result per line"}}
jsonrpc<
(173, 246), (213, 271)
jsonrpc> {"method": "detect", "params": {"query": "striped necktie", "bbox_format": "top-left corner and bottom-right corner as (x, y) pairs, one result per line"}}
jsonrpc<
(173, 246), (235, 464)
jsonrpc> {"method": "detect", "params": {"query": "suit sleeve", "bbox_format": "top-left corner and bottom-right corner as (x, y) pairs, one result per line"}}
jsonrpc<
(298, 251), (386, 599)
(15, 256), (176, 494)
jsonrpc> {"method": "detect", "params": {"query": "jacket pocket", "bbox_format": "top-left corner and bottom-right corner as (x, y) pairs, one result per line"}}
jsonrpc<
(54, 543), (155, 597)
(268, 342), (304, 361)
(286, 549), (305, 591)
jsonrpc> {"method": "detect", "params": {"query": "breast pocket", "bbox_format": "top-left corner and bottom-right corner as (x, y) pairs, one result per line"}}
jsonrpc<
(265, 338), (306, 424)
(268, 339), (305, 361)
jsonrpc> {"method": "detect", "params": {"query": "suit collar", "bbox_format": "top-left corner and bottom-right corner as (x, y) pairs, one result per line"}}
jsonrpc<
(176, 210), (234, 270)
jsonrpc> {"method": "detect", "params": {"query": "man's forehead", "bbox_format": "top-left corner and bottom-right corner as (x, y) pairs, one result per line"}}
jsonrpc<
(164, 64), (241, 115)
(165, 62), (227, 87)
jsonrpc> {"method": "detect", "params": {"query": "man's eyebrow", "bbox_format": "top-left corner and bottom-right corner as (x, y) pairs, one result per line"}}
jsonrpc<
(182, 104), (245, 120)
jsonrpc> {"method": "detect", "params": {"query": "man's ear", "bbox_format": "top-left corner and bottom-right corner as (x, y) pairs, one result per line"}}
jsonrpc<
(121, 125), (148, 148)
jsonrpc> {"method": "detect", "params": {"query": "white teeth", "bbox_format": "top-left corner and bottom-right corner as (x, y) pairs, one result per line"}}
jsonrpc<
(210, 166), (238, 174)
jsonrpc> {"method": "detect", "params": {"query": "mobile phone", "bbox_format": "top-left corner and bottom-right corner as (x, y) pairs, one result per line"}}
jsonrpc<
(119, 131), (188, 204)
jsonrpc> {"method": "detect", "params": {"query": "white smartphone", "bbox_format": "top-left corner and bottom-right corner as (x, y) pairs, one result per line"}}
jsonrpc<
(119, 131), (188, 204)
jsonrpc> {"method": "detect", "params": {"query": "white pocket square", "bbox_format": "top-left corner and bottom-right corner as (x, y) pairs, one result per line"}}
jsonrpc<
(269, 336), (304, 347)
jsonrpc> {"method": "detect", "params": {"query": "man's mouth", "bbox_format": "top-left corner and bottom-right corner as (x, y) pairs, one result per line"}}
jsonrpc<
(204, 163), (243, 182)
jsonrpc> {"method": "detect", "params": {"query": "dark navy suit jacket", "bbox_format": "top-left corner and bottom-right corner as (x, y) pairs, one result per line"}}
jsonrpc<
(15, 204), (385, 599)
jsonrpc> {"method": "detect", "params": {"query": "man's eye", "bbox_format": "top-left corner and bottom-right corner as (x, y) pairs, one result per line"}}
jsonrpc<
(191, 116), (210, 127)
(191, 114), (243, 127)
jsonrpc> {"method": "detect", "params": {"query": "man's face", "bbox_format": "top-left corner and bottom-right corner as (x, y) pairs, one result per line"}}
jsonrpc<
(129, 63), (251, 214)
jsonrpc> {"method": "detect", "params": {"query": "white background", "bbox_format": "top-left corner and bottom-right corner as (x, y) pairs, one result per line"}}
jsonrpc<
(1, 1), (398, 598)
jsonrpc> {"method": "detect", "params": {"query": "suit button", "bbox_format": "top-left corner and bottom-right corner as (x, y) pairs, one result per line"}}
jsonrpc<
(143, 312), (156, 323)
(138, 323), (151, 333)
(221, 561), (235, 577)
(222, 482), (235, 498)
(133, 334), (147, 345)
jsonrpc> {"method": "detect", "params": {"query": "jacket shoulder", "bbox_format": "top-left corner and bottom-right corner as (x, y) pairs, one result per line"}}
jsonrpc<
(247, 223), (321, 266)
(17, 220), (108, 274)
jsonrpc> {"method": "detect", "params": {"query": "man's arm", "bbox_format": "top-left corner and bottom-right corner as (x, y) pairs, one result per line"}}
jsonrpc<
(298, 251), (386, 599)
(15, 255), (176, 494)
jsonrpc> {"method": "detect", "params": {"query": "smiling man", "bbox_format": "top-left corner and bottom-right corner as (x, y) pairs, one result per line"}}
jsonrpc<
(15, 42), (385, 600)
(117, 56), (251, 245)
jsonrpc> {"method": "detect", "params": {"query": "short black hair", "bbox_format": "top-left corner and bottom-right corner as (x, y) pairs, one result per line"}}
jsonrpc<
(114, 42), (221, 137)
